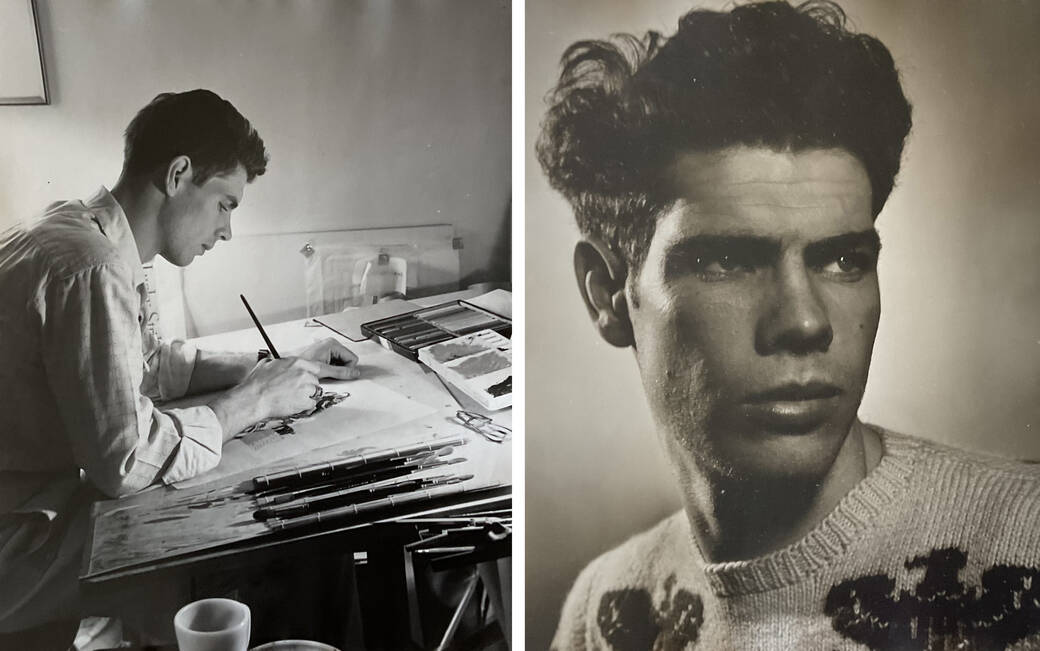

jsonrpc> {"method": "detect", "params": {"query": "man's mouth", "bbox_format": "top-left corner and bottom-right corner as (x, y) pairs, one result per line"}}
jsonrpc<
(741, 382), (843, 433)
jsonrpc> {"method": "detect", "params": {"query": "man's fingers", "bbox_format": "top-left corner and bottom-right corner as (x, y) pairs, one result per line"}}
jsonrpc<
(328, 342), (359, 367)
(318, 362), (361, 380)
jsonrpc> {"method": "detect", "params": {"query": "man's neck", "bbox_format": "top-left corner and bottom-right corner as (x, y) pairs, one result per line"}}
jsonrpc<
(674, 422), (883, 563)
(110, 175), (161, 264)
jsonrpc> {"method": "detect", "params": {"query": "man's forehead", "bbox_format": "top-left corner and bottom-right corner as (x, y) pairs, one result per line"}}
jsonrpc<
(660, 146), (873, 237)
(206, 164), (247, 198)
(669, 146), (870, 198)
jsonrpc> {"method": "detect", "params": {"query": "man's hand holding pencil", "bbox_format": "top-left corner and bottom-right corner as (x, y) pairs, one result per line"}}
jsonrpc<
(209, 297), (364, 442)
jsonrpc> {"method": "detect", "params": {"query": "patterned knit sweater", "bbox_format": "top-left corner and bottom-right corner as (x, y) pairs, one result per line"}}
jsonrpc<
(552, 428), (1040, 650)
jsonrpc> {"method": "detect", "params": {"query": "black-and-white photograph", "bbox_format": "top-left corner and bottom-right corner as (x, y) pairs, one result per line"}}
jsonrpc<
(527, 0), (1039, 649)
(0, 1), (511, 650)
(4, 0), (1040, 649)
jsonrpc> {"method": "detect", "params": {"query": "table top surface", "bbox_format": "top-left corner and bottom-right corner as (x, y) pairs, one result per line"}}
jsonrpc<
(81, 291), (512, 584)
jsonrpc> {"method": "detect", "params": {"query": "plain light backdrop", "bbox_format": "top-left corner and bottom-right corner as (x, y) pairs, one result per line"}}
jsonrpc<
(526, 1), (1040, 648)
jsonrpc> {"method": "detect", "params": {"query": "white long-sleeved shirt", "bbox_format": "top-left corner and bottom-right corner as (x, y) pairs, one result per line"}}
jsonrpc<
(0, 187), (223, 520)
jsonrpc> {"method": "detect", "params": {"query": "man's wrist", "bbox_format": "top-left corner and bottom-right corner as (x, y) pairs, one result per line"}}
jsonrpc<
(208, 385), (258, 443)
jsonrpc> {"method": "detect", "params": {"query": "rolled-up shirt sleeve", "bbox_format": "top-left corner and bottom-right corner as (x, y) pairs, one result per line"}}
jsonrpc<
(39, 262), (223, 497)
(142, 334), (199, 402)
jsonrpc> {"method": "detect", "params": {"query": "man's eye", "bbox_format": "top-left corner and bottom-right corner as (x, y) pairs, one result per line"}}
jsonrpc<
(820, 251), (875, 277)
(693, 252), (757, 277)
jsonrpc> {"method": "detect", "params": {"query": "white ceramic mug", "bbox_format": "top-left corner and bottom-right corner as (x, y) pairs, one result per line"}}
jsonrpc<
(174, 598), (251, 651)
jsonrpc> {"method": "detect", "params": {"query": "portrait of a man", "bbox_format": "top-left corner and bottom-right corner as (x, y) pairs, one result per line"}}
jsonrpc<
(527, 1), (1040, 648)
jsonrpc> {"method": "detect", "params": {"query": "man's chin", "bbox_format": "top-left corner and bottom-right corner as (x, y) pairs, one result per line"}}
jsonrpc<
(158, 252), (195, 268)
(677, 419), (856, 484)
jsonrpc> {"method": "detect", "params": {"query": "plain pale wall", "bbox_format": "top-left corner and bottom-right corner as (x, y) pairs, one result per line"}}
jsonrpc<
(526, 0), (1040, 647)
(0, 0), (510, 306)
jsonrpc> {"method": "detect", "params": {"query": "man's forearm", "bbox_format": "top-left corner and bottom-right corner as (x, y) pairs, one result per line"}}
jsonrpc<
(186, 350), (257, 395)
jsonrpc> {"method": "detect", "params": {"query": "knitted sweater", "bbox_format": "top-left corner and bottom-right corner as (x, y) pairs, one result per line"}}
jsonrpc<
(552, 428), (1040, 650)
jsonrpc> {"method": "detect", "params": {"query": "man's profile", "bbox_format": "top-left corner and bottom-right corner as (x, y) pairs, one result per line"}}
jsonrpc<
(0, 89), (360, 641)
(536, 1), (1040, 648)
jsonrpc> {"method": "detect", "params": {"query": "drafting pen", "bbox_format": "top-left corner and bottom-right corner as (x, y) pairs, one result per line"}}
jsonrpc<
(255, 476), (437, 520)
(253, 447), (457, 499)
(254, 447), (451, 496)
(403, 516), (512, 526)
(255, 449), (443, 499)
(265, 477), (473, 532)
(255, 455), (466, 506)
(252, 437), (466, 490)
(255, 473), (460, 520)
(240, 294), (280, 358)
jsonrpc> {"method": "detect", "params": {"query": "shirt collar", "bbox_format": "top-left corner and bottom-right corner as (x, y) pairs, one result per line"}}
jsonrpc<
(83, 186), (146, 288)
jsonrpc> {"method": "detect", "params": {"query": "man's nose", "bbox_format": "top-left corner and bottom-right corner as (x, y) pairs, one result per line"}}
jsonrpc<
(755, 261), (833, 355)
(216, 225), (232, 242)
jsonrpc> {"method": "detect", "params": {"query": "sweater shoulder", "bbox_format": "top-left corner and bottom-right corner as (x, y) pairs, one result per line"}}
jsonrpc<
(880, 426), (1040, 486)
(590, 511), (693, 583)
(552, 512), (701, 650)
(877, 426), (1040, 556)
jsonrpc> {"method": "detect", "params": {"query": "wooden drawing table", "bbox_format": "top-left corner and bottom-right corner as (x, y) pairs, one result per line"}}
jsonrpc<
(78, 290), (512, 646)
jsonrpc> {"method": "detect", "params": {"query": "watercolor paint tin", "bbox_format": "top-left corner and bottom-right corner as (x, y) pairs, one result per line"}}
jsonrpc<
(361, 299), (511, 361)
(418, 329), (512, 410)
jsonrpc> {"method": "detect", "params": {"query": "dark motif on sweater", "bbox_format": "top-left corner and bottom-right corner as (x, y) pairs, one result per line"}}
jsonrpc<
(826, 547), (1040, 650)
(598, 574), (703, 650)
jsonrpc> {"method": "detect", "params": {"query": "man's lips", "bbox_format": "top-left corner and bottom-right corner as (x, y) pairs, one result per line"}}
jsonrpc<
(741, 382), (843, 433)
(745, 381), (842, 403)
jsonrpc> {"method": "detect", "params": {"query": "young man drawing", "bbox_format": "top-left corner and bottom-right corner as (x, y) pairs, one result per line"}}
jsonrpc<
(0, 89), (360, 638)
(537, 2), (1040, 648)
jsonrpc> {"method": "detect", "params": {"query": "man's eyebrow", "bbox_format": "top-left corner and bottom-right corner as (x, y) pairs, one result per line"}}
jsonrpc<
(804, 229), (881, 258)
(667, 233), (779, 253)
(663, 234), (778, 276)
(225, 195), (239, 209)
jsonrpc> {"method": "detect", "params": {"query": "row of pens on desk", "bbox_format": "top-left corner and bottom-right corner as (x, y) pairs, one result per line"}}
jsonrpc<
(249, 438), (474, 532)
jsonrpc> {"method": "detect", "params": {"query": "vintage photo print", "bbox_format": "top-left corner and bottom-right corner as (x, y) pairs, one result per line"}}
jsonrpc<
(526, 0), (1040, 648)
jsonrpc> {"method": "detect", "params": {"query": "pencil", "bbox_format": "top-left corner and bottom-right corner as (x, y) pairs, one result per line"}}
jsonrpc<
(240, 294), (280, 358)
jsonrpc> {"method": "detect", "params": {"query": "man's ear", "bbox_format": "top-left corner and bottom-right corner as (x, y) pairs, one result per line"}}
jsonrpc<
(162, 155), (193, 197)
(574, 239), (634, 348)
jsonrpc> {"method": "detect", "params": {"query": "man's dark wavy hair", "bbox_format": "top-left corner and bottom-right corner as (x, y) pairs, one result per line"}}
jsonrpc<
(536, 0), (912, 272)
(123, 89), (269, 185)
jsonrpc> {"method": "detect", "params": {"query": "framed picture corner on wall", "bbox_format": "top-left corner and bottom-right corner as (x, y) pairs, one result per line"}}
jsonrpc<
(0, 0), (49, 106)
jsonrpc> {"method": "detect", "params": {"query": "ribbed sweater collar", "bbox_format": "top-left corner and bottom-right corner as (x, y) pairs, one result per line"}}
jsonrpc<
(696, 426), (920, 597)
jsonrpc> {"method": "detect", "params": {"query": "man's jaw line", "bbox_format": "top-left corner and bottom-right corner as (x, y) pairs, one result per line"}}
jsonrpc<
(667, 416), (870, 563)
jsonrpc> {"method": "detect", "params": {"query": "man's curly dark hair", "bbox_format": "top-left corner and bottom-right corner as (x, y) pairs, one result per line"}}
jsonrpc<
(123, 89), (269, 185)
(536, 0), (912, 272)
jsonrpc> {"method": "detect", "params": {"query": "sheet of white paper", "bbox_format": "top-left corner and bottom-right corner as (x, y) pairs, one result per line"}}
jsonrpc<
(173, 379), (436, 489)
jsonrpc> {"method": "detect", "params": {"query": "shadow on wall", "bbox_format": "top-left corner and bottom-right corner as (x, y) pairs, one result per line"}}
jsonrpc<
(462, 199), (511, 288)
